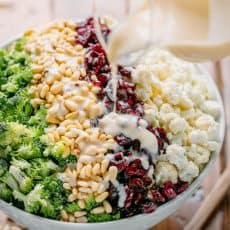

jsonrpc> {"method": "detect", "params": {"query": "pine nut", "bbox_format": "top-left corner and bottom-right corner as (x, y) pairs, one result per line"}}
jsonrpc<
(76, 216), (88, 223)
(108, 166), (118, 182)
(101, 160), (109, 174)
(40, 84), (49, 98)
(91, 181), (99, 192)
(91, 206), (105, 214)
(65, 100), (78, 112)
(50, 82), (63, 94)
(92, 163), (100, 175)
(77, 199), (86, 209)
(77, 181), (89, 187)
(74, 211), (87, 218)
(103, 200), (112, 214)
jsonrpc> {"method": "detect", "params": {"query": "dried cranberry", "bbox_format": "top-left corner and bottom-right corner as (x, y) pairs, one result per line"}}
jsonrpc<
(134, 193), (142, 205)
(129, 159), (142, 169)
(176, 182), (189, 194)
(110, 160), (127, 171)
(141, 202), (156, 213)
(129, 178), (144, 187)
(118, 65), (132, 80)
(142, 176), (152, 186)
(162, 181), (177, 199)
(125, 166), (146, 177)
(114, 134), (132, 147)
(150, 189), (166, 203)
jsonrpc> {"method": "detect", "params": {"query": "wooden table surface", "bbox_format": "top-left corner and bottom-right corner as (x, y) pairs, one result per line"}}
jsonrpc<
(0, 0), (229, 229)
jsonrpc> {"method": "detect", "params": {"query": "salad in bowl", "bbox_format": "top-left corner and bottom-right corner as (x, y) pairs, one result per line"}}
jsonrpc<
(0, 17), (224, 229)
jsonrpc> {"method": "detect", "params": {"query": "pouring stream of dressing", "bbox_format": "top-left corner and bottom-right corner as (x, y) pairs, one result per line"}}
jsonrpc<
(106, 0), (230, 64)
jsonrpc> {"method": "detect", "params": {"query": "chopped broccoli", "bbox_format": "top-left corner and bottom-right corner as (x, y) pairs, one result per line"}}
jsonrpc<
(9, 165), (33, 194)
(13, 176), (69, 219)
(56, 155), (77, 169)
(14, 38), (26, 52)
(29, 106), (47, 132)
(27, 158), (58, 180)
(13, 142), (42, 160)
(0, 159), (8, 176)
(64, 202), (81, 213)
(0, 172), (19, 190)
(0, 183), (13, 202)
(10, 158), (30, 170)
(43, 141), (77, 168)
(85, 195), (99, 211)
(0, 122), (32, 147)
(87, 212), (121, 223)
(13, 184), (44, 213)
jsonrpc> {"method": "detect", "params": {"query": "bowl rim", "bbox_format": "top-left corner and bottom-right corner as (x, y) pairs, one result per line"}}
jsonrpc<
(0, 36), (226, 227)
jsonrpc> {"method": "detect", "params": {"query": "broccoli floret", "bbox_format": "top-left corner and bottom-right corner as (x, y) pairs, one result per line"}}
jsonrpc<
(29, 106), (47, 131)
(13, 177), (68, 220)
(0, 172), (19, 190)
(57, 155), (77, 169)
(2, 89), (34, 124)
(41, 176), (69, 208)
(14, 38), (26, 52)
(0, 122), (32, 147)
(10, 158), (30, 170)
(0, 183), (13, 202)
(87, 212), (121, 223)
(43, 141), (66, 158)
(85, 195), (99, 211)
(13, 184), (44, 213)
(43, 141), (77, 168)
(13, 142), (42, 160)
(27, 158), (58, 180)
(0, 159), (8, 176)
(9, 165), (33, 194)
(64, 202), (81, 213)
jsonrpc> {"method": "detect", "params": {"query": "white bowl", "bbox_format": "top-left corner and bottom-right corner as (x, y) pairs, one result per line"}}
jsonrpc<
(0, 38), (225, 230)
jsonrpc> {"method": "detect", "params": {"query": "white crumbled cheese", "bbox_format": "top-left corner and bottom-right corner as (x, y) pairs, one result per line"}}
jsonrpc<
(168, 117), (187, 134)
(155, 161), (178, 184)
(134, 49), (221, 185)
(179, 161), (199, 183)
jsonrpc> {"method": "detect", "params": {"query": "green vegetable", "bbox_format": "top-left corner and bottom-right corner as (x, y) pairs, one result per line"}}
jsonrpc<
(27, 158), (58, 180)
(13, 177), (69, 219)
(0, 183), (13, 202)
(85, 195), (99, 211)
(87, 212), (121, 223)
(0, 159), (8, 176)
(0, 172), (19, 190)
(9, 165), (33, 193)
(64, 202), (81, 213)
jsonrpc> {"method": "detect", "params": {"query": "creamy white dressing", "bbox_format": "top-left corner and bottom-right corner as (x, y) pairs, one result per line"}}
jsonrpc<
(100, 112), (158, 159)
(112, 180), (127, 208)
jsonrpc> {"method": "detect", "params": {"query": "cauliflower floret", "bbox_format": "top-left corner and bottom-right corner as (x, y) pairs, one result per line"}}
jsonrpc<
(144, 105), (159, 125)
(185, 144), (211, 167)
(207, 141), (219, 152)
(181, 108), (196, 120)
(155, 161), (178, 185)
(195, 114), (216, 130)
(168, 117), (187, 134)
(189, 130), (208, 145)
(179, 161), (199, 183)
(167, 132), (187, 145)
(189, 87), (205, 106)
(160, 144), (188, 170)
(202, 100), (221, 119)
(162, 81), (182, 105)
(179, 93), (193, 109)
